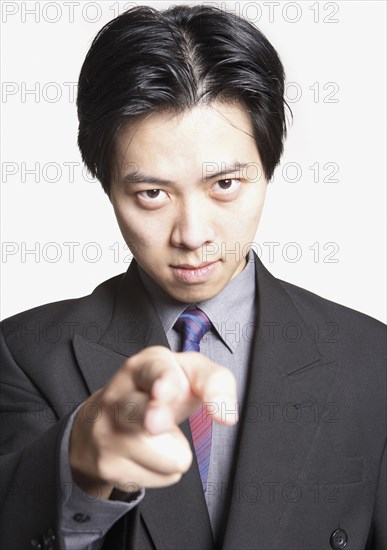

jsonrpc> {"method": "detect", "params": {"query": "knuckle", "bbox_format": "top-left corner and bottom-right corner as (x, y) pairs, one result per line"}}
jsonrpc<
(96, 460), (114, 483)
(142, 345), (171, 361)
(170, 472), (183, 484)
(123, 355), (136, 373)
(177, 450), (193, 473)
(216, 366), (235, 385)
(149, 348), (174, 368)
(149, 345), (171, 355)
(100, 389), (117, 408)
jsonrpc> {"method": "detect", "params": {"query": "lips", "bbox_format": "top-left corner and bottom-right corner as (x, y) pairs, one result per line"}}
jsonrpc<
(171, 261), (216, 270)
(170, 260), (220, 284)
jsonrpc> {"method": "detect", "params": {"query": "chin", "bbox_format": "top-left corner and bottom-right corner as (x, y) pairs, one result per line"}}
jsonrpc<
(166, 282), (224, 304)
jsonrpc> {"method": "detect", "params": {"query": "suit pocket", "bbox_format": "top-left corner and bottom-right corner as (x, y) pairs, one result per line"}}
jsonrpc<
(302, 455), (365, 485)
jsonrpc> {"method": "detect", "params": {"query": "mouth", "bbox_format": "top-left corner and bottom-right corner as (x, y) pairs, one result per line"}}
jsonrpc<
(170, 260), (220, 283)
(171, 261), (217, 270)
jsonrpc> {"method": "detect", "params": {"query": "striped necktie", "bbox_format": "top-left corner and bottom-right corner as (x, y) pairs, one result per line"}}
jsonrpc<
(174, 307), (212, 493)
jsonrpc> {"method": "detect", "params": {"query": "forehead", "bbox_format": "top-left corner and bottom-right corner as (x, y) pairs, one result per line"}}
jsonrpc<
(114, 100), (260, 174)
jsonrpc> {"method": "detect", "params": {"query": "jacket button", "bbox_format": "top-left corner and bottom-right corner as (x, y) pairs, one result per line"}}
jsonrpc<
(42, 528), (55, 550)
(73, 512), (91, 523)
(330, 528), (348, 549)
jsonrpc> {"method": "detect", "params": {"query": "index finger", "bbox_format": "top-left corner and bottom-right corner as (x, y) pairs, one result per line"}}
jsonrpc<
(128, 346), (191, 403)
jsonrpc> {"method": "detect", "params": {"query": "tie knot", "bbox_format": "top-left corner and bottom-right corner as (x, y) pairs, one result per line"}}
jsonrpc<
(174, 307), (211, 352)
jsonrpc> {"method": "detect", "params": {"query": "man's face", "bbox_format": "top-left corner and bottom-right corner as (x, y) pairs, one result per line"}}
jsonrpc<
(110, 100), (267, 303)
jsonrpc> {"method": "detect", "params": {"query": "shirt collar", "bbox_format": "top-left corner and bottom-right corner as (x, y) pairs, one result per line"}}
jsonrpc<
(138, 251), (256, 353)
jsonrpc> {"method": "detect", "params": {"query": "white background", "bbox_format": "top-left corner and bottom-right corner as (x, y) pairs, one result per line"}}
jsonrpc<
(1, 0), (386, 322)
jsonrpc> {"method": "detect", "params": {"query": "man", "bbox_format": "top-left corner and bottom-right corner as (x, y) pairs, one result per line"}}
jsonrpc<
(1, 4), (385, 550)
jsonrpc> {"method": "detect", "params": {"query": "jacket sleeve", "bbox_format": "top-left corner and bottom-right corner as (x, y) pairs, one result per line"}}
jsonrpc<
(0, 326), (73, 549)
(58, 406), (145, 550)
(0, 323), (146, 550)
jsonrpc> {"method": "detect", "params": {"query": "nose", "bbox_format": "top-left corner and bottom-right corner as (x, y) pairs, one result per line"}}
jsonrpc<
(170, 199), (216, 250)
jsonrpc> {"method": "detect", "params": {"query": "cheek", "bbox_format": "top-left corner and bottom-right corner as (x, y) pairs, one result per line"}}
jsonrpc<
(115, 207), (170, 248)
(114, 206), (145, 245)
(242, 187), (266, 225)
(224, 194), (265, 236)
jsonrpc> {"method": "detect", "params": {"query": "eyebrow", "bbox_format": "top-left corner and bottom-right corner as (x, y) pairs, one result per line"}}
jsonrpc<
(121, 162), (250, 187)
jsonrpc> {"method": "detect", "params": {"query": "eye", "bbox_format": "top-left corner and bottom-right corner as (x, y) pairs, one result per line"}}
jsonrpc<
(212, 179), (241, 195)
(137, 189), (169, 203)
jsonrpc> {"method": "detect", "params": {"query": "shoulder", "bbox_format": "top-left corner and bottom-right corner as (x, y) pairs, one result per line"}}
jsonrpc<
(278, 277), (386, 356)
(1, 272), (125, 349)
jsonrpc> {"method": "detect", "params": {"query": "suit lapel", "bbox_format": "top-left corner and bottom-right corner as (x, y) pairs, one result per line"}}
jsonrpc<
(140, 431), (214, 550)
(72, 260), (214, 549)
(73, 261), (171, 394)
(221, 257), (338, 549)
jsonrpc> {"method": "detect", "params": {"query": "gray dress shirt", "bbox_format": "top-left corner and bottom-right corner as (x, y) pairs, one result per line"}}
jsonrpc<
(59, 253), (256, 548)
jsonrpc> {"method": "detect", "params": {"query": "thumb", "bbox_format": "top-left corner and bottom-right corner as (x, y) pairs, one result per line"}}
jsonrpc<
(176, 352), (238, 426)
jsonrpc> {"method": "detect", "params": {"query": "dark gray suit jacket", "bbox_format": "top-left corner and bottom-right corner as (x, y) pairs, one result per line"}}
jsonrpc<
(1, 256), (386, 550)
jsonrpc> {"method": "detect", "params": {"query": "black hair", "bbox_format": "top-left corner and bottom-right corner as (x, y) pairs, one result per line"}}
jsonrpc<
(77, 4), (291, 195)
